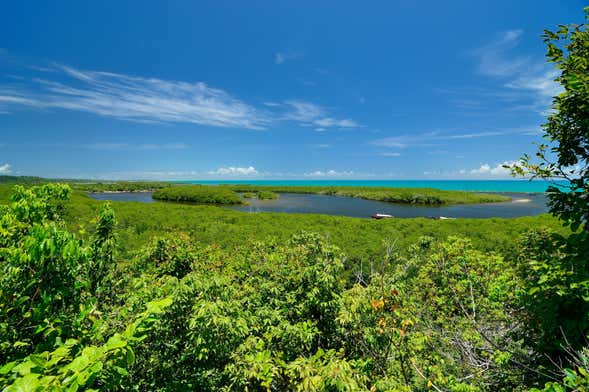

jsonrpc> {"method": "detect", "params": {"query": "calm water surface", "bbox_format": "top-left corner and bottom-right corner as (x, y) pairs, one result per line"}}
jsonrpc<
(88, 192), (156, 203)
(88, 192), (548, 219)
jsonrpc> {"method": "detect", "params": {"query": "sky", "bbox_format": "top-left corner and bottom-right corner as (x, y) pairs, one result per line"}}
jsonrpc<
(0, 1), (585, 180)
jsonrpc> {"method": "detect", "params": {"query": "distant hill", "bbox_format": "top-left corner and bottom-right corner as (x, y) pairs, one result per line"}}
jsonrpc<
(0, 175), (52, 184)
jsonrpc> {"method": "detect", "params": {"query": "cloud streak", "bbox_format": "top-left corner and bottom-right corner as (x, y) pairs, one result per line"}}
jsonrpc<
(469, 29), (562, 113)
(304, 169), (355, 177)
(274, 51), (304, 64)
(0, 65), (270, 129)
(207, 166), (259, 176)
(0, 64), (361, 131)
(282, 100), (361, 129)
(83, 142), (189, 151)
(372, 127), (536, 148)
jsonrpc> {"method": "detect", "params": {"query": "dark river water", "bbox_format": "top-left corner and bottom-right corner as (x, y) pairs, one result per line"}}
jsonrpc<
(89, 192), (156, 203)
(88, 191), (549, 219)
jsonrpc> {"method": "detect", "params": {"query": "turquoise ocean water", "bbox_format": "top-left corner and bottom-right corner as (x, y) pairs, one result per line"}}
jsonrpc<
(175, 180), (566, 193)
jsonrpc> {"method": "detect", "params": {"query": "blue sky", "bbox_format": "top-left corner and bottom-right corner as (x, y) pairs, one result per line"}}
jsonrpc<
(0, 1), (584, 180)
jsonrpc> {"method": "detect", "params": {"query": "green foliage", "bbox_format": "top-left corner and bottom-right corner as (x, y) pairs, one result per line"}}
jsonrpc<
(512, 8), (588, 232)
(0, 184), (172, 391)
(531, 347), (589, 391)
(0, 184), (88, 361)
(0, 182), (578, 390)
(138, 232), (198, 278)
(153, 185), (244, 205)
(0, 297), (172, 392)
(89, 202), (117, 296)
(515, 228), (589, 367)
(508, 7), (589, 385)
(256, 190), (279, 200)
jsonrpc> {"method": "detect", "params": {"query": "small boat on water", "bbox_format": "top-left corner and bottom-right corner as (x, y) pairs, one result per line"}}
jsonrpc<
(371, 213), (394, 219)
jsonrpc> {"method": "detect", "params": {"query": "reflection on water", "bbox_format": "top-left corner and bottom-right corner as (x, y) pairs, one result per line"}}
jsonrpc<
(88, 192), (549, 219)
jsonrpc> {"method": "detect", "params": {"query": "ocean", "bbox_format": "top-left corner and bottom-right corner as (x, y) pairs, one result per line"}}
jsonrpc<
(174, 180), (566, 193)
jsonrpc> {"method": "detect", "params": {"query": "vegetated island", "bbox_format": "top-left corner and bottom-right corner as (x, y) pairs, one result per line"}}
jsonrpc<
(152, 185), (244, 205)
(222, 184), (510, 205)
(241, 190), (279, 200)
(254, 190), (280, 200)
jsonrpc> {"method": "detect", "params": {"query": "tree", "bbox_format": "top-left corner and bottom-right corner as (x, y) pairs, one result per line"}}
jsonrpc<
(513, 7), (589, 232)
(511, 7), (589, 387)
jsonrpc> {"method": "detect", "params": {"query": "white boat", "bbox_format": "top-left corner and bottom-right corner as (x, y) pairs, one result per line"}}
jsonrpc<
(371, 213), (393, 219)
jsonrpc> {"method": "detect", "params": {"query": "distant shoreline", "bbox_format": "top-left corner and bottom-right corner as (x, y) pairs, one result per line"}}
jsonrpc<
(173, 180), (561, 194)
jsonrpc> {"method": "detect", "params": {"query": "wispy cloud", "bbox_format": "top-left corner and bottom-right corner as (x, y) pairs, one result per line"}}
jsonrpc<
(304, 169), (355, 177)
(83, 142), (189, 151)
(0, 63), (361, 131)
(372, 127), (537, 148)
(282, 100), (361, 129)
(379, 152), (401, 157)
(275, 51), (304, 64)
(467, 29), (562, 114)
(0, 163), (11, 174)
(474, 30), (528, 77)
(207, 166), (259, 176)
(0, 64), (269, 129)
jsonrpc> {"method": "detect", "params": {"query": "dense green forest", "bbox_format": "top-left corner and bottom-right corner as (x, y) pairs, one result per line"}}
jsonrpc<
(0, 8), (588, 391)
(153, 186), (244, 205)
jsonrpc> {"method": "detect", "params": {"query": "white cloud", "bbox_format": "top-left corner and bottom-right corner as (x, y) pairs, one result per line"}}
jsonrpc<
(0, 163), (11, 174)
(0, 64), (269, 129)
(379, 152), (401, 157)
(304, 169), (355, 177)
(208, 166), (259, 176)
(283, 100), (361, 129)
(421, 161), (519, 179)
(467, 160), (518, 177)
